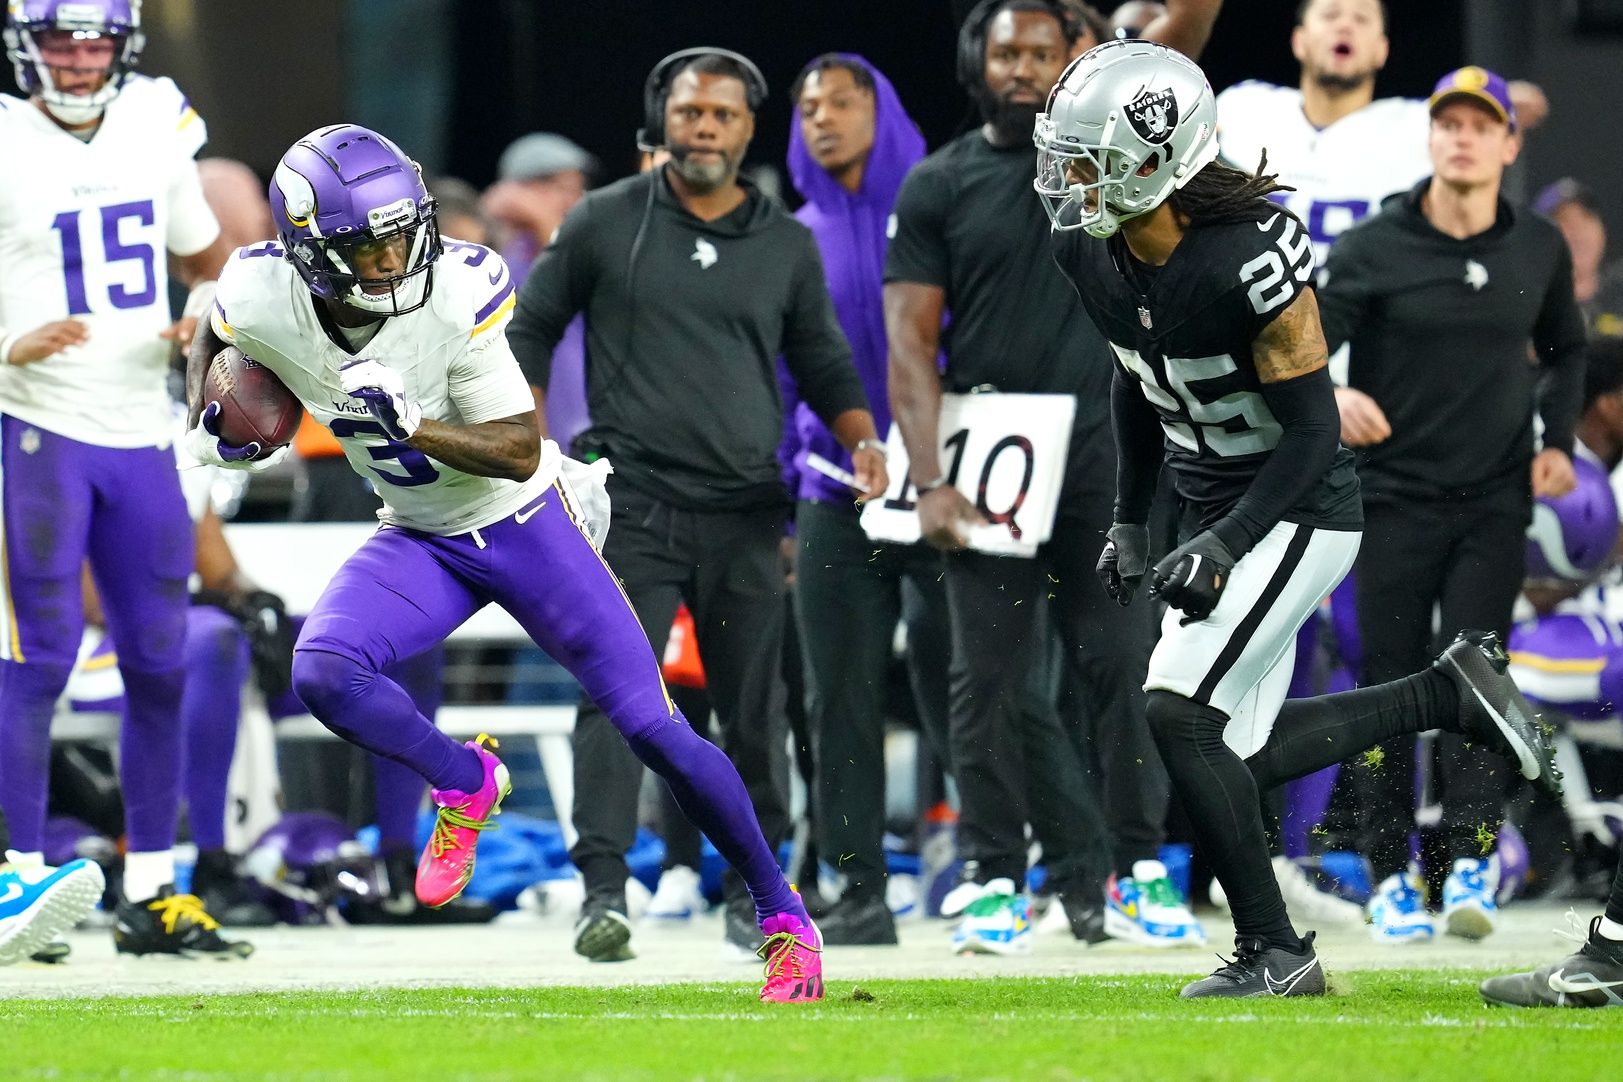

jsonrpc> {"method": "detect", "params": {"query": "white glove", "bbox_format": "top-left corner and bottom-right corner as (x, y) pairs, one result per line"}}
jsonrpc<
(181, 402), (291, 472)
(339, 358), (421, 441)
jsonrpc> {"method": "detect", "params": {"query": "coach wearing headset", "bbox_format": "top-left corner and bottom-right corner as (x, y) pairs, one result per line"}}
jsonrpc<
(509, 48), (884, 964)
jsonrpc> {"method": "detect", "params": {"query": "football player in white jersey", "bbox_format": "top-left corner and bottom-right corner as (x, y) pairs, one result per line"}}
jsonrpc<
(184, 125), (826, 1002)
(1216, 0), (1547, 442)
(0, 0), (243, 957)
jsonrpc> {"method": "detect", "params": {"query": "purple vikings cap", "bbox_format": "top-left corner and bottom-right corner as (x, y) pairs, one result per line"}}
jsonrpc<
(1428, 65), (1518, 132)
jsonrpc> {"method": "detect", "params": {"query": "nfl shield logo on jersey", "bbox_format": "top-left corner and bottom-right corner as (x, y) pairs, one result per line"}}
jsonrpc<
(1126, 87), (1178, 145)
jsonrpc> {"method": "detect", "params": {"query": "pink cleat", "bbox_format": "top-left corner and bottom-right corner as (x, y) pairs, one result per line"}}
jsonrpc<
(416, 735), (511, 908)
(758, 911), (824, 1003)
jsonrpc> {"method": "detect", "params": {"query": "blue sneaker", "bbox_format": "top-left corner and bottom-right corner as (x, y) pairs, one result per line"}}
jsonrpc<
(1367, 871), (1436, 944)
(1104, 860), (1206, 947)
(0, 855), (105, 966)
(951, 878), (1033, 956)
(1442, 856), (1499, 941)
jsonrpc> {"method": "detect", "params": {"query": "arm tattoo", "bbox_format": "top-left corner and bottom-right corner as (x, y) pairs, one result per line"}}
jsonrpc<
(1252, 287), (1330, 384)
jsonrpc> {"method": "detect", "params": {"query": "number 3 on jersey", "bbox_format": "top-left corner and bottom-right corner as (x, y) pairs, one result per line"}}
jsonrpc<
(1239, 213), (1313, 315)
(328, 417), (439, 487)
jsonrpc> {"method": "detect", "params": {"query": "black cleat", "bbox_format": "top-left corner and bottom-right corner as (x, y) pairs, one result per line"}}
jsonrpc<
(723, 893), (763, 957)
(818, 892), (898, 946)
(1180, 932), (1325, 999)
(30, 939), (70, 964)
(573, 903), (634, 962)
(1435, 630), (1563, 796)
(190, 850), (278, 929)
(1480, 917), (1623, 1008)
(1056, 885), (1110, 945)
(114, 888), (254, 960)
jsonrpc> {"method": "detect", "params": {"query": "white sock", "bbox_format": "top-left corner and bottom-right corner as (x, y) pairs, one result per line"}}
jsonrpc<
(4, 850), (44, 869)
(1598, 916), (1623, 943)
(123, 849), (176, 903)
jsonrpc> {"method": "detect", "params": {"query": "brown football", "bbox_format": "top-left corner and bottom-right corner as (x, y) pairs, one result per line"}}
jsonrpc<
(203, 345), (301, 457)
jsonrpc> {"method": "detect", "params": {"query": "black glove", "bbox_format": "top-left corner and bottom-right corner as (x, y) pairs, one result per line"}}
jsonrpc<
(239, 589), (294, 702)
(1150, 531), (1237, 624)
(1096, 523), (1150, 605)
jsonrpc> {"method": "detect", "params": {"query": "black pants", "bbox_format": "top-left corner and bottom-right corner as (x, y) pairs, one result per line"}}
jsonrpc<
(943, 500), (1164, 887)
(569, 481), (790, 903)
(794, 500), (951, 900)
(1354, 496), (1527, 879)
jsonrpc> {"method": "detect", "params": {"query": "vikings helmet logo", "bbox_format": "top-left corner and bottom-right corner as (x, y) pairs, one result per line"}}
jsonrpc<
(1126, 86), (1178, 145)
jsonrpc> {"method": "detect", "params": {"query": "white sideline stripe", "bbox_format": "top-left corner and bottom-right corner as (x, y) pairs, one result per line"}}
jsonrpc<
(51, 703), (575, 742)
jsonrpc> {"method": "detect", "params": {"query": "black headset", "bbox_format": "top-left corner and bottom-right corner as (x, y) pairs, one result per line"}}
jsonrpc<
(636, 46), (769, 152)
(955, 0), (1078, 90)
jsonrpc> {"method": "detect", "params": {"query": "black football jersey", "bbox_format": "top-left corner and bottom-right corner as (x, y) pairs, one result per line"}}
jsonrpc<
(1052, 211), (1361, 532)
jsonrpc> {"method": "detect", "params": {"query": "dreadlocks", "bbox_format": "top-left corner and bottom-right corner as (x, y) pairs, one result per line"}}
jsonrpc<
(1167, 152), (1296, 226)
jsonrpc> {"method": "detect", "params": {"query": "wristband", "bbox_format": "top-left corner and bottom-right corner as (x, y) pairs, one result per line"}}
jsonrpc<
(855, 437), (888, 459)
(913, 475), (948, 493)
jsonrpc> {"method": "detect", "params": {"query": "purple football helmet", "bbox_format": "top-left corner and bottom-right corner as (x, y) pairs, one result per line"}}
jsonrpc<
(4, 0), (144, 125)
(270, 124), (442, 317)
(240, 812), (381, 925)
(1526, 455), (1620, 582)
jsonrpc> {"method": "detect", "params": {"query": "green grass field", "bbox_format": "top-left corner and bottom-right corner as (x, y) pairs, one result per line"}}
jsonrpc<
(4, 973), (1617, 1081)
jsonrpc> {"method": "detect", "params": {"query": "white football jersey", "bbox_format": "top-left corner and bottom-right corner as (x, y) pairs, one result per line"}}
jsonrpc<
(1216, 81), (1432, 267)
(212, 240), (558, 535)
(0, 76), (220, 446)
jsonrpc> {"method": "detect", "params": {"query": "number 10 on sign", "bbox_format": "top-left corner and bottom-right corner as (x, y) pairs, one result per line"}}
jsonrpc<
(859, 393), (1075, 557)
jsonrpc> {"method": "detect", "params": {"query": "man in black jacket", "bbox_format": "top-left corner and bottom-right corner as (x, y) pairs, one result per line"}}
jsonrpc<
(508, 49), (885, 962)
(1318, 66), (1587, 945)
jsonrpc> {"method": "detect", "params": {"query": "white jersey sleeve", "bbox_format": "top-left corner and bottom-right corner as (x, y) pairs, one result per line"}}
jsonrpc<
(446, 253), (532, 425)
(0, 76), (219, 447)
(1216, 82), (1431, 267)
(212, 242), (556, 535)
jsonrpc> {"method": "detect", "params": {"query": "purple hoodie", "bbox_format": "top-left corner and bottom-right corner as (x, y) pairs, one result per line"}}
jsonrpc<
(782, 55), (926, 505)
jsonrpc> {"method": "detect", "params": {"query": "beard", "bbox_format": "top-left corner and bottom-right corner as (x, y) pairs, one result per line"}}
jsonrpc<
(976, 85), (1044, 146)
(668, 144), (737, 193)
(1312, 69), (1375, 95)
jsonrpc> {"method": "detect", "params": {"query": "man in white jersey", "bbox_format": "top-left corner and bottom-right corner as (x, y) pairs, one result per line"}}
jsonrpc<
(184, 124), (826, 1002)
(1216, 0), (1547, 442)
(0, 0), (246, 958)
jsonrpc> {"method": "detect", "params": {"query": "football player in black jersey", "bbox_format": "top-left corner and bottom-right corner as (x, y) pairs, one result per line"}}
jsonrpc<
(1036, 40), (1563, 998)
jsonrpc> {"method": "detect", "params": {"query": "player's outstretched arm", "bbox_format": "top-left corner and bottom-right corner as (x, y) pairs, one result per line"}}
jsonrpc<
(1206, 287), (1339, 558)
(406, 412), (541, 484)
(1139, 0), (1224, 60)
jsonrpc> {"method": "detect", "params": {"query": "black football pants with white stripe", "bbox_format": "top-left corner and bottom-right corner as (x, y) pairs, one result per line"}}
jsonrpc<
(1141, 521), (1463, 951)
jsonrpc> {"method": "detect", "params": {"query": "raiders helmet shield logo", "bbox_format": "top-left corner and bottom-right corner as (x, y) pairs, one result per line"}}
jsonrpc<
(1126, 86), (1178, 145)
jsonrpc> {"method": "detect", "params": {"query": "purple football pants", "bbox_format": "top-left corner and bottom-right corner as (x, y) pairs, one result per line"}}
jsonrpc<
(0, 416), (192, 854)
(289, 480), (801, 922)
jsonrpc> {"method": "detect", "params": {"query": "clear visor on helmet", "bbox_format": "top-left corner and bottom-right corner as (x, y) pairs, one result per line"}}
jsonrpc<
(1032, 115), (1155, 238)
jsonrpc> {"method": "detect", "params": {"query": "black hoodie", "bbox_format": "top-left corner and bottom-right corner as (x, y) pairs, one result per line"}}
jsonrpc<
(1318, 179), (1586, 511)
(508, 167), (867, 511)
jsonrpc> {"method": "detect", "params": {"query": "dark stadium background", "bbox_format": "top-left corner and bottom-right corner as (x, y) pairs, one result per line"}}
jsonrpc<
(2, 1), (1618, 231)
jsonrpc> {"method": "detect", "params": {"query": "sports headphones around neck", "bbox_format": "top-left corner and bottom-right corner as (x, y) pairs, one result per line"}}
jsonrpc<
(955, 0), (1078, 90)
(636, 46), (770, 152)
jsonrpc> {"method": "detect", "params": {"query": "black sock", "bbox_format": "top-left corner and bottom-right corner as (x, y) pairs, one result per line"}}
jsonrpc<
(1145, 691), (1301, 952)
(1245, 669), (1457, 790)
